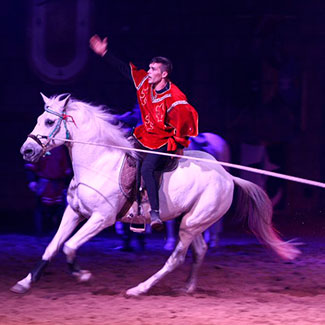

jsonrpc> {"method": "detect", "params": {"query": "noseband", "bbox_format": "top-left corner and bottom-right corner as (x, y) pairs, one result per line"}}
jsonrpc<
(27, 134), (51, 156)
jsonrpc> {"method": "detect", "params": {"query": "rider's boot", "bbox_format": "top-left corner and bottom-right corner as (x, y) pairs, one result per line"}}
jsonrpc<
(150, 210), (164, 232)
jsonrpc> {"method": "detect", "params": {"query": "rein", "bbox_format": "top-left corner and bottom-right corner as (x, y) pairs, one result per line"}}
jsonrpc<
(37, 136), (325, 189)
(27, 102), (325, 189)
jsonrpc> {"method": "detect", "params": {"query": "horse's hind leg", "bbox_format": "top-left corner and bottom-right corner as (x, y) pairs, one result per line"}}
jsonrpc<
(126, 240), (190, 297)
(185, 234), (208, 293)
(126, 228), (209, 296)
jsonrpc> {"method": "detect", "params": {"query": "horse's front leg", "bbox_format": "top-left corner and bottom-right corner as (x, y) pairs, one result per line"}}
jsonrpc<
(62, 210), (115, 281)
(126, 240), (189, 296)
(10, 205), (82, 293)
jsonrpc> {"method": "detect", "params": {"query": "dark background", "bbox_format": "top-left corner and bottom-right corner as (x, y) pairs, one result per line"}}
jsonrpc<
(1, 0), (325, 234)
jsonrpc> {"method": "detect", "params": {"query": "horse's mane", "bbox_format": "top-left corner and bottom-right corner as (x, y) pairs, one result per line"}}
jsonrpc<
(58, 96), (135, 155)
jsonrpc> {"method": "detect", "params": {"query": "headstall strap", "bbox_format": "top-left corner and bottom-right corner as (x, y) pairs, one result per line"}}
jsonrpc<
(44, 106), (77, 140)
(62, 113), (77, 128)
(28, 105), (76, 155)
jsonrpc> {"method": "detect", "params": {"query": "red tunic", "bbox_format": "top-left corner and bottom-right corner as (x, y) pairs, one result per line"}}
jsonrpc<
(130, 63), (198, 151)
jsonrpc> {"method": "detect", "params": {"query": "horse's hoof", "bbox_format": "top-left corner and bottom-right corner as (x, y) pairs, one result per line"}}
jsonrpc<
(125, 287), (142, 297)
(72, 270), (92, 282)
(184, 283), (196, 294)
(10, 283), (30, 294)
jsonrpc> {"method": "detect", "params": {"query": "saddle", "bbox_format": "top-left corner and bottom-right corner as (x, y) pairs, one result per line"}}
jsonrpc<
(117, 152), (180, 231)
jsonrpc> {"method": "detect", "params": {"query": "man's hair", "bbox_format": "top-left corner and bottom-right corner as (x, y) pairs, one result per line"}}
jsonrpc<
(150, 56), (173, 78)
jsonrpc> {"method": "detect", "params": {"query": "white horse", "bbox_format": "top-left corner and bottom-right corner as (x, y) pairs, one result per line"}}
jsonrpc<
(12, 93), (300, 296)
(116, 106), (231, 250)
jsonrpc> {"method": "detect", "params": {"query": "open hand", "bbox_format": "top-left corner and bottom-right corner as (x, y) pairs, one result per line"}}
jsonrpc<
(89, 34), (108, 57)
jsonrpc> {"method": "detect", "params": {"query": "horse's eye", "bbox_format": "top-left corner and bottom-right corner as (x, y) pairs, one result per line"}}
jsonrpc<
(45, 119), (55, 126)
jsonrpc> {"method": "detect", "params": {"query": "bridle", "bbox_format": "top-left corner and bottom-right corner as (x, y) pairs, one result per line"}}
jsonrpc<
(27, 105), (76, 156)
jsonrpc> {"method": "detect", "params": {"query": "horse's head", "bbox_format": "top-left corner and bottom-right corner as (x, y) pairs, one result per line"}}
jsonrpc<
(21, 93), (72, 162)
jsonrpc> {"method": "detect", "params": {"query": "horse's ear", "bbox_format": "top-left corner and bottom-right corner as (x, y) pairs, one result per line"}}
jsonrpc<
(40, 92), (50, 104)
(59, 93), (71, 109)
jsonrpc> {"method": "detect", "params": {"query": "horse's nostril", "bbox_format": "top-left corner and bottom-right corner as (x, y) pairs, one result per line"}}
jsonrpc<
(24, 148), (34, 156)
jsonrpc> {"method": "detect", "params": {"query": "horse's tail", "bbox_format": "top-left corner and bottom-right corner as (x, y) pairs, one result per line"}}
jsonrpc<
(231, 176), (301, 260)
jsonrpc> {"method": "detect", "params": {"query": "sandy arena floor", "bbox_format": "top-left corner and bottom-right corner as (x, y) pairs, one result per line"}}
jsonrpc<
(0, 228), (324, 325)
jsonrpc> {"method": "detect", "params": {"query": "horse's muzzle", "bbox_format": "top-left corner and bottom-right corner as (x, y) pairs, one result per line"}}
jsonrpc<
(20, 143), (43, 162)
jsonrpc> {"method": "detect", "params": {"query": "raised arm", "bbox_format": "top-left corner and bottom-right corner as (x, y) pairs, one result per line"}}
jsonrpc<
(89, 34), (132, 81)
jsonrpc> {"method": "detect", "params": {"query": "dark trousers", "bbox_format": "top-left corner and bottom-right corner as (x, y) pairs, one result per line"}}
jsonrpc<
(141, 144), (170, 212)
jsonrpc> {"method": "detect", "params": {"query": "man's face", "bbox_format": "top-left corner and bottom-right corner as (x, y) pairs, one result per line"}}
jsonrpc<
(147, 63), (167, 84)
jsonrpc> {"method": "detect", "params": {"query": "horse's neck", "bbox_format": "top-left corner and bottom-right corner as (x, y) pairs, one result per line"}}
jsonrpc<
(69, 143), (124, 182)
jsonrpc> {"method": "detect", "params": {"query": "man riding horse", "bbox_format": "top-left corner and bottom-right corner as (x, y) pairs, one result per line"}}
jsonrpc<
(89, 35), (199, 231)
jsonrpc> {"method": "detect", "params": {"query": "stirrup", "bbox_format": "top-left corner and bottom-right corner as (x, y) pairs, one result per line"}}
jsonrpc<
(130, 223), (146, 233)
(129, 214), (146, 233)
